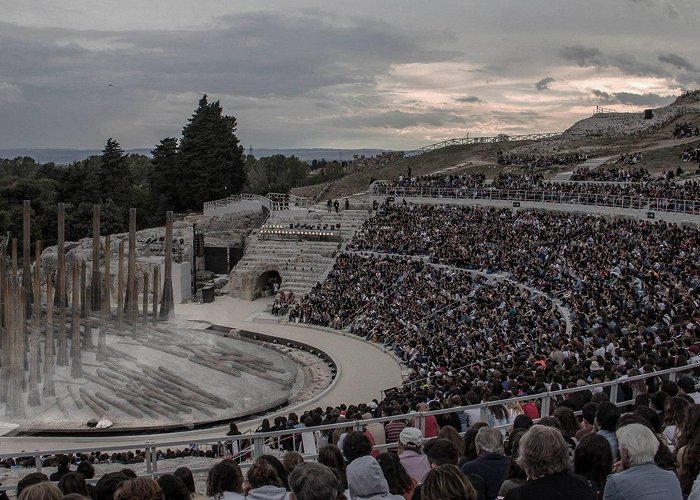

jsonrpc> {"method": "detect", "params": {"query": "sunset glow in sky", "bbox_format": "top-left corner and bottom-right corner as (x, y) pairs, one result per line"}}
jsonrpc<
(0, 0), (698, 150)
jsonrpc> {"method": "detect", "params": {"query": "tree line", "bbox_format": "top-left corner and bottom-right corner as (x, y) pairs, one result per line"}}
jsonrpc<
(0, 95), (343, 249)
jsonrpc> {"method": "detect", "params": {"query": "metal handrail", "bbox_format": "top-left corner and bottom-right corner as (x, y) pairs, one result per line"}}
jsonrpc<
(369, 186), (700, 214)
(405, 132), (564, 158)
(1, 363), (694, 465)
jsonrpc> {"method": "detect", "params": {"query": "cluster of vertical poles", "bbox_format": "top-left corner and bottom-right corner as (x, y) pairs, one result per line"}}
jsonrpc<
(0, 202), (175, 418)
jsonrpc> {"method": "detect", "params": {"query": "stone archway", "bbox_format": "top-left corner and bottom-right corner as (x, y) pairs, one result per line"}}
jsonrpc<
(255, 270), (282, 299)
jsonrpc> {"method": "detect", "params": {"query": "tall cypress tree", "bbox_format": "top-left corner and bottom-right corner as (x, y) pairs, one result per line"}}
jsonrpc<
(178, 95), (246, 210)
(150, 137), (180, 210)
(99, 138), (132, 206)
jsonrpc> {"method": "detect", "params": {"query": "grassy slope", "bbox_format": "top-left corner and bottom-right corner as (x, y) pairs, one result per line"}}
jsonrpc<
(291, 111), (700, 200)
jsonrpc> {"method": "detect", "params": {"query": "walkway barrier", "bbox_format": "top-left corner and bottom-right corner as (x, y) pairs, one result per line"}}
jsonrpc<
(404, 133), (563, 158)
(0, 363), (695, 493)
(203, 193), (312, 215)
(369, 185), (700, 215)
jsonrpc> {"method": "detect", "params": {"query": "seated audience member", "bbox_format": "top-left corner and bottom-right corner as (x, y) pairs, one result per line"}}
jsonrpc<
(498, 431), (527, 499)
(114, 478), (164, 500)
(342, 430), (373, 465)
(573, 433), (613, 498)
(415, 439), (485, 500)
(318, 445), (348, 493)
(595, 402), (620, 461)
(677, 376), (700, 404)
(603, 423), (682, 500)
(676, 405), (700, 495)
(58, 472), (90, 498)
(398, 427), (430, 483)
(174, 466), (209, 499)
(376, 452), (417, 500)
(288, 463), (339, 500)
(245, 458), (289, 500)
(422, 464), (476, 500)
(283, 452), (305, 474)
(461, 427), (509, 500)
(505, 425), (594, 500)
(16, 473), (49, 498)
(76, 461), (97, 499)
(346, 455), (405, 500)
(156, 475), (191, 500)
(207, 459), (245, 500)
(662, 396), (691, 451)
(95, 472), (130, 500)
(576, 403), (599, 441)
(49, 454), (72, 482)
(18, 482), (63, 500)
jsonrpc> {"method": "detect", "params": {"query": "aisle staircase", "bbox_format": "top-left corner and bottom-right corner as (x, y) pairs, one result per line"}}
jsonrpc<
(227, 209), (369, 299)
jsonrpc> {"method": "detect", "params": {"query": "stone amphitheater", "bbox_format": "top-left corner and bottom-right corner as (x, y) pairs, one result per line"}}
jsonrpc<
(223, 207), (371, 299)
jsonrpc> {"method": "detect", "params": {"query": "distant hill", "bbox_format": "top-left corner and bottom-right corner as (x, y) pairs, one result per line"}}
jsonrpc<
(0, 147), (389, 165)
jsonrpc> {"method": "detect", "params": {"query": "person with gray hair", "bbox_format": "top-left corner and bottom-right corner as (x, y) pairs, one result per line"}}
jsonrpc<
(504, 425), (594, 500)
(460, 427), (510, 500)
(602, 423), (682, 500)
(288, 463), (339, 500)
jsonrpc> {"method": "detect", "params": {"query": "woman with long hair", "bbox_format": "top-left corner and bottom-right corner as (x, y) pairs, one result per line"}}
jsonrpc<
(57, 472), (90, 497)
(662, 396), (691, 451)
(438, 425), (466, 458)
(245, 458), (288, 500)
(376, 452), (416, 500)
(486, 397), (509, 435)
(676, 405), (700, 494)
(206, 459), (245, 500)
(461, 422), (489, 465)
(573, 433), (613, 499)
(498, 430), (528, 498)
(318, 445), (348, 492)
(422, 464), (476, 500)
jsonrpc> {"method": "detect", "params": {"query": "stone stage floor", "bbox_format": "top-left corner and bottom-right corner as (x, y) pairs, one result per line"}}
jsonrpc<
(0, 296), (403, 454)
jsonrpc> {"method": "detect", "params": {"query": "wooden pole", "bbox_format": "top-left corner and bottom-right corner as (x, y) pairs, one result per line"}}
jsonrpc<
(22, 200), (32, 318)
(126, 208), (137, 323)
(152, 266), (159, 327)
(6, 275), (25, 417)
(0, 246), (8, 403)
(142, 271), (149, 326)
(159, 211), (175, 320)
(82, 261), (93, 349)
(43, 274), (56, 396)
(91, 205), (101, 311)
(56, 203), (68, 366)
(70, 263), (82, 379)
(117, 241), (125, 331)
(27, 241), (41, 406)
(103, 234), (111, 320)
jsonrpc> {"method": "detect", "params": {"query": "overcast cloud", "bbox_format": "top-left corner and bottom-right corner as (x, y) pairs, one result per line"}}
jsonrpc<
(0, 0), (698, 150)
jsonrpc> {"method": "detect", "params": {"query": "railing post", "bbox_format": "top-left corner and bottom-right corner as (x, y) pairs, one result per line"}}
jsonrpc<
(145, 447), (152, 474)
(34, 454), (42, 472)
(540, 395), (551, 417)
(609, 384), (618, 403)
(252, 435), (264, 459)
(151, 446), (158, 472)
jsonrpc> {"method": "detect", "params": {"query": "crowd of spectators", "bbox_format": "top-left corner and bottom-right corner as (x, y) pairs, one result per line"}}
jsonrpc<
(673, 122), (699, 139)
(570, 166), (652, 182)
(383, 172), (700, 202)
(345, 206), (700, 350)
(8, 371), (700, 499)
(390, 174), (486, 190)
(682, 146), (700, 163)
(291, 252), (562, 379)
(496, 151), (588, 170)
(614, 152), (643, 165)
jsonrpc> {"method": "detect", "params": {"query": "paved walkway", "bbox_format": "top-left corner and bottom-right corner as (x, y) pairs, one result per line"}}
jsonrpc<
(551, 156), (612, 182)
(0, 297), (403, 455)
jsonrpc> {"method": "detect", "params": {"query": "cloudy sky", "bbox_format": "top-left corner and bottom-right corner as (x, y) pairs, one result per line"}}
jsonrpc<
(1, 0), (699, 151)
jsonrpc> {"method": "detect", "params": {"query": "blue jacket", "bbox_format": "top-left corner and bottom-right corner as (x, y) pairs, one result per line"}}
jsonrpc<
(603, 463), (682, 500)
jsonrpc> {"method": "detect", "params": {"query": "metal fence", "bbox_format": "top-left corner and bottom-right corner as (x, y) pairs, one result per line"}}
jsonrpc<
(370, 185), (700, 214)
(0, 363), (695, 492)
(404, 133), (563, 158)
